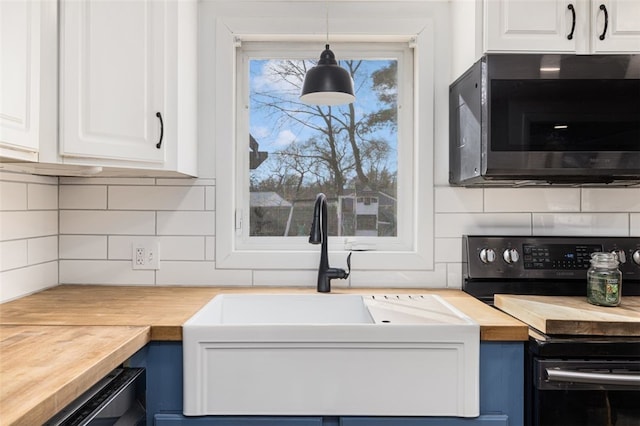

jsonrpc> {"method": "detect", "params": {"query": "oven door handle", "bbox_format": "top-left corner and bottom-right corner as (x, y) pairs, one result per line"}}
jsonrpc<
(546, 368), (640, 387)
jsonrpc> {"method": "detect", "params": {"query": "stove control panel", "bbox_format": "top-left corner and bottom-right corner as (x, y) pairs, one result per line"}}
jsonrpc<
(463, 236), (640, 281)
(521, 243), (601, 270)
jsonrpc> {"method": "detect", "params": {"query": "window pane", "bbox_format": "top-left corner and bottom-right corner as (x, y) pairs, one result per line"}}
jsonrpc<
(249, 58), (398, 238)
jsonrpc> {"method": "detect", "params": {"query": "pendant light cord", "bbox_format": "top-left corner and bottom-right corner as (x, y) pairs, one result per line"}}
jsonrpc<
(325, 0), (329, 46)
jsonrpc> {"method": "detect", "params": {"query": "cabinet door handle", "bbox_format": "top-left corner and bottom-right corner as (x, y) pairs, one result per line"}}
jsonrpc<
(567, 4), (576, 40)
(599, 4), (608, 40)
(155, 112), (164, 149)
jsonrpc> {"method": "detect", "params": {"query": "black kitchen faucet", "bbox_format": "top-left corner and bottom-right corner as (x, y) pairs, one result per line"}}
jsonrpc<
(309, 193), (351, 293)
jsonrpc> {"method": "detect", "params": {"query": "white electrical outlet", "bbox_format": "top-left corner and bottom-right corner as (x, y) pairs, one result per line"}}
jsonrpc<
(132, 242), (160, 270)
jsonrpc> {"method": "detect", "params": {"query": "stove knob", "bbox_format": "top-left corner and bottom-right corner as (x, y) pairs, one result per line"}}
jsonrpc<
(503, 248), (520, 264)
(633, 250), (640, 266)
(611, 249), (626, 264)
(479, 248), (496, 264)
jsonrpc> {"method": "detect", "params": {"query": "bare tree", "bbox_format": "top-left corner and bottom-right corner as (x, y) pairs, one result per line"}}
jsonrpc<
(251, 58), (397, 196)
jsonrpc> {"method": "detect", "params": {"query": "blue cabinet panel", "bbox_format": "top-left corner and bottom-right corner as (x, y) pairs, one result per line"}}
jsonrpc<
(128, 341), (184, 425)
(339, 414), (508, 425)
(155, 413), (324, 426)
(478, 342), (523, 424)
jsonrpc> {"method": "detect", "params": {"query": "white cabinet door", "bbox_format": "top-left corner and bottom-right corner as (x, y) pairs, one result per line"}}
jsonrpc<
(591, 0), (640, 52)
(0, 0), (55, 161)
(484, 0), (580, 52)
(60, 0), (165, 163)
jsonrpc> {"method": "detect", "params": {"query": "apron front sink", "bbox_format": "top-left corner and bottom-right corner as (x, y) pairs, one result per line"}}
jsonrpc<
(183, 294), (479, 417)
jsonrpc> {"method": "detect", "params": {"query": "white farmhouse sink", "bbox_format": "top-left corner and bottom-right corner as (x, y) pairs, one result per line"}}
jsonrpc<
(183, 294), (479, 417)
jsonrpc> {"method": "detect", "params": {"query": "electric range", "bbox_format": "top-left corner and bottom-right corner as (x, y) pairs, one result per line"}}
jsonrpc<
(462, 235), (640, 426)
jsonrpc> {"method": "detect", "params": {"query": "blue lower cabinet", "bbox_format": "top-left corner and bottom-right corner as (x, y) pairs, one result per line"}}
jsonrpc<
(154, 414), (324, 425)
(128, 341), (185, 424)
(128, 342), (523, 426)
(339, 415), (508, 425)
(477, 342), (523, 425)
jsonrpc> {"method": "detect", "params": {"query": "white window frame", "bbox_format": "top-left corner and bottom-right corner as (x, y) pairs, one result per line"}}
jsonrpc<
(237, 41), (412, 250)
(213, 0), (435, 271)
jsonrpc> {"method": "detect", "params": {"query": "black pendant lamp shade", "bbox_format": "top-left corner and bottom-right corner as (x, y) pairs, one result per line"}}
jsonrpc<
(300, 44), (355, 106)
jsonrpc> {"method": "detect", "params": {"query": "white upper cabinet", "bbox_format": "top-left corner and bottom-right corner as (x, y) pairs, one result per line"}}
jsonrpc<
(484, 0), (640, 54)
(485, 0), (580, 52)
(56, 0), (197, 176)
(60, 0), (164, 163)
(0, 0), (56, 162)
(591, 0), (640, 53)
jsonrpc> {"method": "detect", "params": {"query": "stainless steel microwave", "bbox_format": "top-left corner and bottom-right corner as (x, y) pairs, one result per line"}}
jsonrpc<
(449, 54), (640, 186)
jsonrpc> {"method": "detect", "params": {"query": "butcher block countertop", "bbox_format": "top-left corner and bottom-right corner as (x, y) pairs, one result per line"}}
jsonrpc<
(495, 295), (640, 336)
(0, 325), (150, 426)
(0, 285), (527, 341)
(0, 285), (526, 426)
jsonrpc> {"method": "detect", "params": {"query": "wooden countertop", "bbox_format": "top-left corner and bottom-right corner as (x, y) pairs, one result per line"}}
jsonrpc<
(495, 295), (640, 336)
(0, 285), (528, 341)
(0, 285), (526, 426)
(0, 325), (150, 426)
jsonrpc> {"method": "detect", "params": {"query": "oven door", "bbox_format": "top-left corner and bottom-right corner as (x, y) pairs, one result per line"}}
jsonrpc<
(531, 359), (640, 426)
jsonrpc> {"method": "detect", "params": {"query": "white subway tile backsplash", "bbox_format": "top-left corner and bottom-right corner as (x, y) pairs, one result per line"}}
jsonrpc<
(5, 165), (640, 298)
(205, 237), (215, 261)
(0, 240), (28, 271)
(205, 186), (215, 211)
(434, 186), (483, 212)
(435, 213), (531, 237)
(157, 236), (205, 260)
(0, 261), (58, 303)
(533, 213), (629, 236)
(350, 263), (448, 288)
(60, 211), (156, 235)
(107, 236), (145, 260)
(59, 260), (155, 285)
(0, 181), (27, 210)
(0, 211), (58, 241)
(157, 211), (215, 235)
(446, 263), (463, 289)
(484, 188), (580, 212)
(253, 269), (317, 287)
(28, 236), (58, 264)
(108, 186), (205, 210)
(59, 185), (107, 209)
(108, 236), (205, 261)
(630, 214), (640, 236)
(434, 237), (462, 262)
(582, 188), (640, 212)
(27, 184), (58, 210)
(60, 236), (108, 259)
(155, 261), (252, 286)
(0, 172), (59, 301)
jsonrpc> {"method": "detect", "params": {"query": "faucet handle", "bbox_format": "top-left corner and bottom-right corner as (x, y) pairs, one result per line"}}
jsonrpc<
(326, 252), (352, 281)
(345, 252), (352, 278)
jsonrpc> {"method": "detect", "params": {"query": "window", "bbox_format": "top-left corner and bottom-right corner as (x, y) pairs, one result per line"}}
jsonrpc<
(236, 42), (416, 255)
(242, 43), (405, 244)
(213, 2), (436, 271)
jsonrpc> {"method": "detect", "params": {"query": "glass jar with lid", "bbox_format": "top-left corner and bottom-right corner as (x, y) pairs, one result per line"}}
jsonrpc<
(587, 252), (622, 306)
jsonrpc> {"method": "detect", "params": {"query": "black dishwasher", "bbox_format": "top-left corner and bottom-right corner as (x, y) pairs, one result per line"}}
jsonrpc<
(45, 367), (145, 426)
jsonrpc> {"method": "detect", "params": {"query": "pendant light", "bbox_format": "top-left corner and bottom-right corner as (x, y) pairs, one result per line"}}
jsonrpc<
(300, 4), (355, 106)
